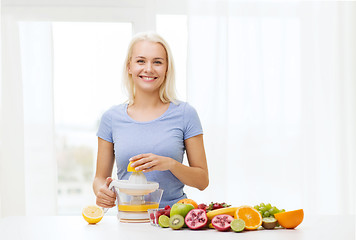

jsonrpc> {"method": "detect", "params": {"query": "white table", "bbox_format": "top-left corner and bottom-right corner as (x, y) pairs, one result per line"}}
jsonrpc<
(0, 215), (355, 240)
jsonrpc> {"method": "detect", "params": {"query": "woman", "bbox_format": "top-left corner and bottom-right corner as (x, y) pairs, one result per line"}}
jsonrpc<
(93, 32), (208, 208)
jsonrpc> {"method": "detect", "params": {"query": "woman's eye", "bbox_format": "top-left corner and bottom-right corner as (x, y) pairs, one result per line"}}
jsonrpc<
(137, 60), (145, 63)
(154, 61), (162, 64)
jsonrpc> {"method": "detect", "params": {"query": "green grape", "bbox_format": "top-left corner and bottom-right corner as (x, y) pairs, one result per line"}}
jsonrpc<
(259, 207), (267, 213)
(256, 203), (285, 217)
(269, 207), (279, 215)
(263, 211), (271, 217)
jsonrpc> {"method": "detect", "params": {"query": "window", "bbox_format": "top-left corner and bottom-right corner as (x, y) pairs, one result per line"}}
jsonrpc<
(53, 17), (189, 214)
(53, 22), (132, 215)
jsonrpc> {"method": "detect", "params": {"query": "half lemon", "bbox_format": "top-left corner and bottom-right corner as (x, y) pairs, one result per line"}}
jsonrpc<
(127, 161), (142, 172)
(82, 205), (104, 224)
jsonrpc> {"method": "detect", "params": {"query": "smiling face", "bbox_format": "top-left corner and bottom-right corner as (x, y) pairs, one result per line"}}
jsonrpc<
(128, 40), (168, 96)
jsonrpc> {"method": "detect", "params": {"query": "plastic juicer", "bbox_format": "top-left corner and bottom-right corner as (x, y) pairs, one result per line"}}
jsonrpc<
(108, 163), (163, 222)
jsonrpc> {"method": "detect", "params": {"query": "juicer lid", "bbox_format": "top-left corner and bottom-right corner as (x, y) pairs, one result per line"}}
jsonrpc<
(113, 180), (159, 196)
(116, 179), (159, 190)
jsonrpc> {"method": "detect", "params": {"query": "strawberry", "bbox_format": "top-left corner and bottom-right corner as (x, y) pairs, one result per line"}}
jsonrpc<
(198, 203), (208, 211)
(206, 202), (231, 212)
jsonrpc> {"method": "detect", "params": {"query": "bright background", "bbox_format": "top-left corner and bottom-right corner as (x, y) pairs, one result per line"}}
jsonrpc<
(1, 0), (355, 218)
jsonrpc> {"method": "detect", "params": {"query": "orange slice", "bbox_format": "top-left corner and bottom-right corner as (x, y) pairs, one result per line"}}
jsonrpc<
(82, 205), (104, 224)
(274, 209), (304, 229)
(177, 199), (198, 209)
(234, 205), (262, 230)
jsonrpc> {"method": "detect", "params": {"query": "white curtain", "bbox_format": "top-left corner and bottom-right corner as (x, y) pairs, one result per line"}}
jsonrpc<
(0, 20), (57, 217)
(19, 22), (57, 215)
(186, 0), (356, 215)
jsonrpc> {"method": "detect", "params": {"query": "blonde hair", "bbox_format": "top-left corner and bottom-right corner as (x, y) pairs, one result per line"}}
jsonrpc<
(122, 32), (177, 105)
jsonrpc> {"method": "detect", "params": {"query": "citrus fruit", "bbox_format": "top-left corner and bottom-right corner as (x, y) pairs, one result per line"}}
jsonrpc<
(82, 205), (104, 224)
(177, 198), (198, 209)
(274, 209), (304, 229)
(231, 218), (246, 232)
(127, 161), (141, 172)
(234, 205), (262, 230)
(170, 203), (194, 218)
(158, 215), (170, 228)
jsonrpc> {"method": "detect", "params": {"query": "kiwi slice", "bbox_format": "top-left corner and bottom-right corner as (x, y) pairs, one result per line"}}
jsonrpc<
(169, 214), (185, 230)
(262, 217), (277, 229)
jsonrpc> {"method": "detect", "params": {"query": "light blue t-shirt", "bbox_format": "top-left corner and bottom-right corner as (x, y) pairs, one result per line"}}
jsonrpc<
(96, 101), (203, 207)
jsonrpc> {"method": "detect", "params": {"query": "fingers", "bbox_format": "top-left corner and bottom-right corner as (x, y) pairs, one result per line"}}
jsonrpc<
(101, 184), (116, 198)
(128, 153), (171, 172)
(129, 153), (152, 162)
(96, 195), (116, 208)
(105, 177), (113, 187)
(130, 154), (153, 168)
(96, 181), (116, 208)
(137, 160), (156, 172)
(97, 202), (115, 208)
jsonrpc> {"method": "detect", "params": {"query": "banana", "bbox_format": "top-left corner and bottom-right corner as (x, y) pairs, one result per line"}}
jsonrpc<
(206, 207), (238, 220)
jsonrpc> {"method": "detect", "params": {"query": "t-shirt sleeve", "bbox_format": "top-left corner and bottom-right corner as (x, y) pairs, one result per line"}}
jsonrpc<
(183, 103), (203, 140)
(96, 109), (113, 143)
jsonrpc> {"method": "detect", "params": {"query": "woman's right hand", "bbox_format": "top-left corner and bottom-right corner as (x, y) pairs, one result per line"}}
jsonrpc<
(96, 177), (116, 208)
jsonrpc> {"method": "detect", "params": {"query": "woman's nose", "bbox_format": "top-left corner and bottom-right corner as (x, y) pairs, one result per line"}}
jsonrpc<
(144, 62), (153, 72)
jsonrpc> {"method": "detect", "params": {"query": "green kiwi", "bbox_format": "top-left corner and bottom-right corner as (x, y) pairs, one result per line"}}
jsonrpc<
(262, 217), (277, 229)
(169, 214), (185, 230)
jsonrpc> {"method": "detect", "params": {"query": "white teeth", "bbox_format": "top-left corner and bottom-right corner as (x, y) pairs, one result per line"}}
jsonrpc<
(141, 76), (155, 81)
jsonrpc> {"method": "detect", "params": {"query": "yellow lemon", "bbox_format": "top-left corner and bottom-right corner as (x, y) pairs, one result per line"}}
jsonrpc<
(127, 161), (141, 172)
(82, 205), (104, 224)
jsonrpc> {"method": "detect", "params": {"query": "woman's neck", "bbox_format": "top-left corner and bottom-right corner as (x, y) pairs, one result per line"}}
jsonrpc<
(131, 91), (164, 109)
(127, 91), (170, 122)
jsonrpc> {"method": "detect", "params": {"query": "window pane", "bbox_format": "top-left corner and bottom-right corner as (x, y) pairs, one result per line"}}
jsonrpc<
(53, 22), (132, 215)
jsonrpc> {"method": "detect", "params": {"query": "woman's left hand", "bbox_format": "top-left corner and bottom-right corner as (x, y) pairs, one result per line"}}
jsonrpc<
(129, 153), (175, 172)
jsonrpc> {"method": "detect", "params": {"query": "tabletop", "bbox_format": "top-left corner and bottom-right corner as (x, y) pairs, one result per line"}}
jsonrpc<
(0, 214), (355, 240)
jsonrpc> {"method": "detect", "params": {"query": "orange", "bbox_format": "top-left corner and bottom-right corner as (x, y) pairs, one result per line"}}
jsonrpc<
(274, 209), (304, 229)
(234, 205), (262, 230)
(82, 205), (104, 224)
(177, 199), (198, 209)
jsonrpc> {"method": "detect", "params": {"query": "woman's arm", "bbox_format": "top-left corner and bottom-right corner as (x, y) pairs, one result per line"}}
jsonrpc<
(130, 134), (209, 191)
(93, 137), (116, 208)
(171, 134), (209, 190)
